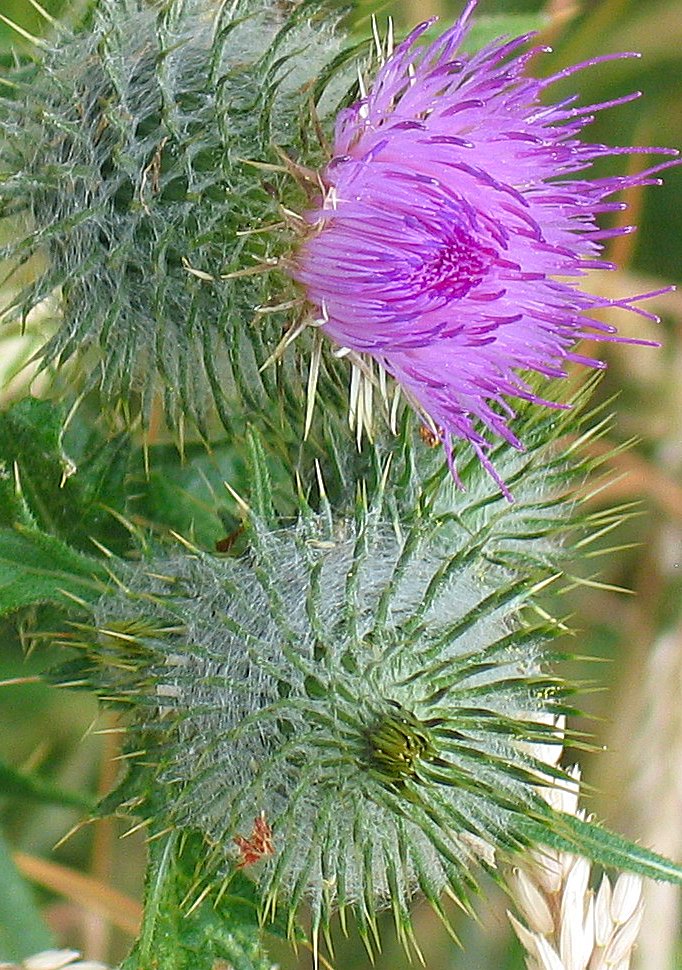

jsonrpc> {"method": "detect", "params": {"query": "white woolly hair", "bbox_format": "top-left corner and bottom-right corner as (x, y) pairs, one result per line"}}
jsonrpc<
(94, 504), (561, 932)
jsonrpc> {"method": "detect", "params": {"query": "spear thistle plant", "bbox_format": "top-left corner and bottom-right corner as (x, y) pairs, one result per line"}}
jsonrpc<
(0, 1), (680, 968)
(40, 400), (682, 967)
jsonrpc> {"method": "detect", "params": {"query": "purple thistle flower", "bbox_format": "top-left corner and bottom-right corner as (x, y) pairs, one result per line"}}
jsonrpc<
(293, 0), (679, 498)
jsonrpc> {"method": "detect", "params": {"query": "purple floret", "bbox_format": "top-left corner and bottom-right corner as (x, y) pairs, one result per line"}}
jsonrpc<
(293, 0), (678, 497)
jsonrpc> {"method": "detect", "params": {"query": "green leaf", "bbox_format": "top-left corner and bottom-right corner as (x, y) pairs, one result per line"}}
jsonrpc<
(0, 758), (94, 811)
(129, 440), (244, 551)
(0, 826), (53, 961)
(0, 524), (107, 616)
(522, 806), (682, 884)
(0, 398), (132, 553)
(121, 831), (274, 970)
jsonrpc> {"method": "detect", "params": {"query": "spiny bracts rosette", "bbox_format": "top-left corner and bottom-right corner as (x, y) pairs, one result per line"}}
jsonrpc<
(292, 0), (679, 497)
(0, 0), (346, 431)
(68, 420), (682, 954)
(87, 515), (568, 951)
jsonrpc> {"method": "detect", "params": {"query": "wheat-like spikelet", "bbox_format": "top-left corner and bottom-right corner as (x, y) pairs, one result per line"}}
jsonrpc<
(508, 769), (644, 970)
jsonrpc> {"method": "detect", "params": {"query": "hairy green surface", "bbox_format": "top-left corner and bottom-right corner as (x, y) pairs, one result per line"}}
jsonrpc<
(0, 0), (355, 436)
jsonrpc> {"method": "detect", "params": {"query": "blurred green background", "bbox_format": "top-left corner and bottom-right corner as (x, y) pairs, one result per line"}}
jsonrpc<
(0, 0), (681, 967)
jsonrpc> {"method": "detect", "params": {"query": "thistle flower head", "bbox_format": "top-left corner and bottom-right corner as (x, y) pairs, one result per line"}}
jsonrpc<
(293, 2), (679, 496)
(72, 412), (595, 954)
(90, 517), (562, 951)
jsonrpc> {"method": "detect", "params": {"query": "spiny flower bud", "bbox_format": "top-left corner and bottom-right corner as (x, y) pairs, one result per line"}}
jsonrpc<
(67, 411), (599, 953)
(89, 526), (561, 950)
(0, 0), (346, 431)
(53, 403), (682, 954)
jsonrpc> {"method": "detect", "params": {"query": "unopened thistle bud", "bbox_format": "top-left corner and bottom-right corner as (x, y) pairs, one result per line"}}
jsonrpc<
(64, 411), (675, 953)
(0, 0), (346, 430)
(88, 514), (562, 949)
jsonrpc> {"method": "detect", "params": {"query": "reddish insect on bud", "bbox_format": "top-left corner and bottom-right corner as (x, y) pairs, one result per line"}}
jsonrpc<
(234, 812), (275, 869)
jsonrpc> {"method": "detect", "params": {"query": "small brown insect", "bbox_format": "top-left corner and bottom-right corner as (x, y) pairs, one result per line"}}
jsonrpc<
(419, 424), (441, 448)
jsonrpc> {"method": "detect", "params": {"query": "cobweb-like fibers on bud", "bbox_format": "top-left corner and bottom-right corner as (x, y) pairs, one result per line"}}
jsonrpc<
(93, 499), (569, 945)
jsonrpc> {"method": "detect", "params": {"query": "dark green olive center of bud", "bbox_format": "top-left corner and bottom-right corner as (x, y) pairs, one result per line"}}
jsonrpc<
(366, 704), (434, 787)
